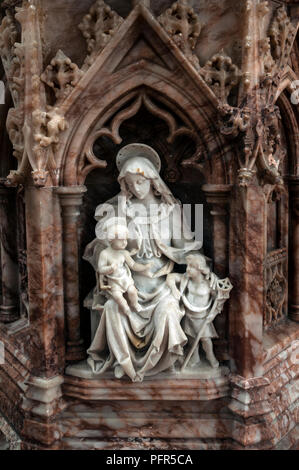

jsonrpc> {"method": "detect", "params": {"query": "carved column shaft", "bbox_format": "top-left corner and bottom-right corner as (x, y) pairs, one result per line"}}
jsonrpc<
(25, 186), (65, 376)
(202, 184), (232, 360)
(228, 185), (265, 378)
(289, 176), (299, 323)
(202, 184), (231, 277)
(0, 179), (19, 323)
(57, 186), (87, 362)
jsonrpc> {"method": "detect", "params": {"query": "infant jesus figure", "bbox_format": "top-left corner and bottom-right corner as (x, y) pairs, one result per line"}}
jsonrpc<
(98, 218), (152, 315)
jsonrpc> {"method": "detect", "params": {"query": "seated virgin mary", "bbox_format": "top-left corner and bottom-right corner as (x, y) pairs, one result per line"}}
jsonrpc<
(83, 143), (202, 382)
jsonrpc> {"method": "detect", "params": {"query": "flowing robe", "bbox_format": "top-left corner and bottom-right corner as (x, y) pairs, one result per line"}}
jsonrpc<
(83, 195), (202, 382)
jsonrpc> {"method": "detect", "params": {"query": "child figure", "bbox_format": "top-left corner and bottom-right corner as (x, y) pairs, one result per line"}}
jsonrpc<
(167, 254), (220, 369)
(98, 218), (152, 315)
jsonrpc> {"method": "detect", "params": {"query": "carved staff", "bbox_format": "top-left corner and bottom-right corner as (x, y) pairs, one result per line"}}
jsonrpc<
(181, 278), (233, 371)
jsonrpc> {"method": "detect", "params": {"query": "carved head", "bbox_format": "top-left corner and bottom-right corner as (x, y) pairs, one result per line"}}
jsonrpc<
(31, 169), (48, 187)
(186, 254), (210, 279)
(5, 170), (23, 187)
(117, 145), (176, 206)
(104, 217), (129, 250)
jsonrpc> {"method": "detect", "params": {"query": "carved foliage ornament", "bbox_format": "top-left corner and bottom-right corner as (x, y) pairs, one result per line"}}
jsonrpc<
(41, 50), (84, 104)
(0, 8), (26, 166)
(200, 51), (242, 106)
(158, 0), (201, 70)
(264, 249), (287, 328)
(79, 0), (123, 71)
(269, 6), (297, 76)
(218, 5), (295, 187)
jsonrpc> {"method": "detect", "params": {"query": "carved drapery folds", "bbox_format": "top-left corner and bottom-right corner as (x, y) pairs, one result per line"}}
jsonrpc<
(158, 0), (201, 70)
(78, 0), (123, 71)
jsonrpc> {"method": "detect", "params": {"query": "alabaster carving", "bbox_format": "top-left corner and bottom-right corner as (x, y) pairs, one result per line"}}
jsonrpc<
(78, 0), (123, 71)
(41, 50), (84, 104)
(200, 52), (242, 106)
(0, 0), (295, 189)
(82, 144), (232, 382)
(158, 0), (201, 70)
(97, 217), (153, 316)
(167, 254), (232, 370)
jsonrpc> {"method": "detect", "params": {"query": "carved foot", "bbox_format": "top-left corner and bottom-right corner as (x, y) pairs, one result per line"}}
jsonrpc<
(208, 357), (219, 369)
(114, 365), (125, 379)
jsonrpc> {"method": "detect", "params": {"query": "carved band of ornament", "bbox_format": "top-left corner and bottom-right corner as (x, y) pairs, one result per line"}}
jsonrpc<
(41, 50), (84, 105)
(158, 0), (201, 70)
(79, 0), (123, 71)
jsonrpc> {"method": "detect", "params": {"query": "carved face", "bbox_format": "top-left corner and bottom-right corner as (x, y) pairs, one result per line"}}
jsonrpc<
(32, 170), (48, 187)
(125, 173), (151, 200)
(110, 238), (128, 250)
(186, 263), (200, 280)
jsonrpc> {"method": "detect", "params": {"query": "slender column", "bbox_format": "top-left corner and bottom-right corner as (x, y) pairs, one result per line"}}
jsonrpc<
(0, 179), (19, 323)
(289, 176), (299, 323)
(21, 186), (65, 445)
(202, 184), (232, 277)
(56, 186), (87, 362)
(202, 184), (232, 360)
(228, 184), (265, 378)
(25, 186), (65, 375)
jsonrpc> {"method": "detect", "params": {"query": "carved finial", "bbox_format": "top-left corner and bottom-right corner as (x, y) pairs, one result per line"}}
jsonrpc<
(41, 50), (84, 104)
(79, 0), (123, 71)
(269, 5), (296, 71)
(158, 0), (201, 69)
(0, 9), (18, 68)
(132, 0), (150, 8)
(200, 51), (241, 105)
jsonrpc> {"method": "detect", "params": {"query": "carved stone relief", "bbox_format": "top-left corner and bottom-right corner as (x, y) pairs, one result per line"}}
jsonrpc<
(158, 0), (201, 70)
(41, 50), (84, 104)
(78, 0), (123, 71)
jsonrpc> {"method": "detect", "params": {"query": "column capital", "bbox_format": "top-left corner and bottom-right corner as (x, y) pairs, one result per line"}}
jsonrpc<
(56, 186), (87, 215)
(202, 184), (233, 205)
(55, 185), (87, 202)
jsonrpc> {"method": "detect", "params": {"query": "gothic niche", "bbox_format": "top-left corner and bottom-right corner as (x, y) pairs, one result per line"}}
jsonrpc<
(79, 90), (215, 352)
